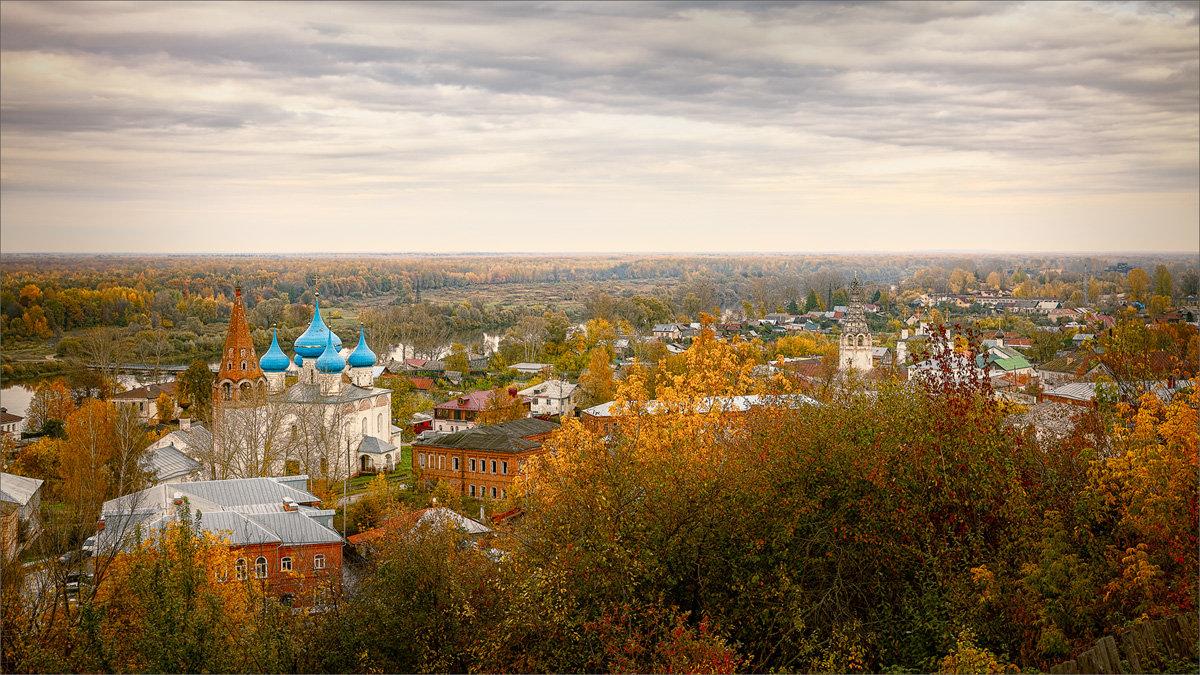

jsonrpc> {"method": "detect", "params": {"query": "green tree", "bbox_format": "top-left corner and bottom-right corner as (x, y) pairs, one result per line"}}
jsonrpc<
(1152, 264), (1173, 300)
(805, 289), (824, 312)
(177, 361), (215, 424)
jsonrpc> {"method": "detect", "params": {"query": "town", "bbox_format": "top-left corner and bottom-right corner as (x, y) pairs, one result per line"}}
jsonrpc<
(1, 253), (1197, 673)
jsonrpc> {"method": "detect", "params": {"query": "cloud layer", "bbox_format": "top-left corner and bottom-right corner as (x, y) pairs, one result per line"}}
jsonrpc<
(2, 1), (1197, 253)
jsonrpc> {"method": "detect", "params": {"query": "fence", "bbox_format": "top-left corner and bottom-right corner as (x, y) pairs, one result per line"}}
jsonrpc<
(1049, 613), (1198, 674)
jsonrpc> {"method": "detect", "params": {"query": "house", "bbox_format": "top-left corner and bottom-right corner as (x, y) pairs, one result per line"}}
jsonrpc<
(1040, 382), (1097, 408)
(983, 345), (1036, 382)
(94, 476), (341, 607)
(413, 418), (560, 500)
(432, 387), (530, 434)
(110, 381), (181, 425)
(508, 362), (554, 376)
(1, 472), (44, 561)
(518, 379), (579, 417)
(651, 324), (682, 341)
(147, 419), (214, 476)
(409, 377), (435, 392)
(0, 408), (23, 435)
(580, 394), (819, 436)
(347, 506), (491, 549)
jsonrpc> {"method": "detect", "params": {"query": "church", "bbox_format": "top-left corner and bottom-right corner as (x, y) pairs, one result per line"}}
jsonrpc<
(210, 289), (399, 482)
(838, 275), (874, 373)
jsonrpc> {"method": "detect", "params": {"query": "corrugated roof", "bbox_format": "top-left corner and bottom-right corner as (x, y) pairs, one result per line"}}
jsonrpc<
(280, 382), (383, 405)
(518, 379), (578, 399)
(1, 472), (43, 506)
(1043, 382), (1097, 402)
(146, 444), (201, 482)
(249, 511), (343, 545)
(415, 418), (559, 453)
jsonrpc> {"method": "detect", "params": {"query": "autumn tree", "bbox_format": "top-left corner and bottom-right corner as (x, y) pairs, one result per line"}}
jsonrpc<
(475, 388), (527, 426)
(577, 347), (616, 408)
(1151, 264), (1173, 300)
(24, 378), (77, 434)
(155, 391), (176, 425)
(177, 360), (215, 424)
(1126, 268), (1151, 304)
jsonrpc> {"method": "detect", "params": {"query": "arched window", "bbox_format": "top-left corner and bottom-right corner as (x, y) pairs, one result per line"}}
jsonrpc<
(280, 556), (292, 572)
(255, 557), (268, 579)
(361, 418), (368, 435)
(215, 567), (228, 583)
(228, 347), (234, 357)
(314, 554), (326, 570)
(240, 348), (246, 358)
(222, 382), (232, 400)
(241, 361), (247, 370)
(235, 558), (247, 580)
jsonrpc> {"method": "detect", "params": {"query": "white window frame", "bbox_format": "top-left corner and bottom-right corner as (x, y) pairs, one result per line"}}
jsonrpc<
(255, 557), (268, 579)
(280, 556), (292, 572)
(314, 554), (326, 570)
(235, 558), (247, 580)
(453, 456), (460, 471)
(502, 461), (508, 475)
(419, 453), (425, 468)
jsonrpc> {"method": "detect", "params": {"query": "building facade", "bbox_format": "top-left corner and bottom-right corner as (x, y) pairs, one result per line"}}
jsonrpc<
(838, 275), (873, 373)
(413, 418), (558, 500)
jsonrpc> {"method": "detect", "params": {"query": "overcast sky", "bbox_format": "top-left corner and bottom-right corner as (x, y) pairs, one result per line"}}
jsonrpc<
(1, 1), (1197, 254)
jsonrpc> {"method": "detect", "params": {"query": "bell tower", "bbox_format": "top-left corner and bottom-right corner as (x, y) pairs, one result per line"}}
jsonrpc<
(213, 287), (266, 406)
(838, 273), (874, 373)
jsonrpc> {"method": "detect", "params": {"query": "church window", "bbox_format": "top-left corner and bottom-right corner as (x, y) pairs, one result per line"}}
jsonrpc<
(377, 413), (383, 433)
(361, 418), (368, 435)
(228, 348), (234, 356)
(240, 348), (246, 358)
(419, 453), (425, 468)
(222, 382), (232, 400)
(241, 361), (247, 370)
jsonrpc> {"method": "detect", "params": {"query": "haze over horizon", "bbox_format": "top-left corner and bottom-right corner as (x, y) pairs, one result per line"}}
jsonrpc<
(2, 1), (1197, 255)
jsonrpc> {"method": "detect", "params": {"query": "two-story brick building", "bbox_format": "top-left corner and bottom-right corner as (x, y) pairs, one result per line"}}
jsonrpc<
(413, 418), (559, 500)
(94, 476), (342, 606)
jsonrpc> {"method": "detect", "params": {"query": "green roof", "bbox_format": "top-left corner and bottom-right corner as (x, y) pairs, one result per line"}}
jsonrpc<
(988, 346), (1032, 372)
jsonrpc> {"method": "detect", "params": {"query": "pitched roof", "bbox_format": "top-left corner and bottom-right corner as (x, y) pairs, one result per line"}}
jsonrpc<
(410, 377), (435, 390)
(0, 408), (24, 424)
(146, 444), (202, 482)
(519, 380), (578, 399)
(414, 418), (559, 453)
(111, 381), (178, 401)
(1, 472), (44, 506)
(356, 435), (397, 455)
(986, 346), (1032, 372)
(348, 507), (491, 545)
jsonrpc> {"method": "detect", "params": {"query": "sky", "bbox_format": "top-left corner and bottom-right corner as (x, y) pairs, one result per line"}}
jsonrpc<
(1, 1), (1197, 255)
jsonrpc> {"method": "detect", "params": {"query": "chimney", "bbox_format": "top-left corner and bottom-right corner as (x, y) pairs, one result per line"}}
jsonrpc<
(179, 417), (191, 430)
(96, 517), (105, 531)
(283, 498), (297, 512)
(173, 492), (184, 506)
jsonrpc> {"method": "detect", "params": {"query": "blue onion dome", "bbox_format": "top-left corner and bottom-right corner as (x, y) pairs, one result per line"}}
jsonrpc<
(294, 353), (304, 368)
(315, 333), (346, 374)
(259, 328), (290, 373)
(347, 325), (377, 368)
(293, 292), (343, 358)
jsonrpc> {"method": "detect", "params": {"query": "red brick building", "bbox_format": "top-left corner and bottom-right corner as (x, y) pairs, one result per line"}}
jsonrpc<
(95, 476), (342, 607)
(414, 418), (558, 500)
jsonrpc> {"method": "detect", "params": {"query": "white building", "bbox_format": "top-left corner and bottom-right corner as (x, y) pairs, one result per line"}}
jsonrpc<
(838, 276), (874, 373)
(518, 379), (578, 416)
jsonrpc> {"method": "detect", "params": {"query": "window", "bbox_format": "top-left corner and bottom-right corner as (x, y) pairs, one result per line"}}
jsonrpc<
(438, 455), (444, 470)
(241, 361), (247, 370)
(501, 489), (507, 499)
(215, 568), (228, 583)
(491, 486), (497, 499)
(228, 347), (234, 356)
(314, 554), (326, 570)
(280, 556), (292, 572)
(240, 348), (246, 358)
(419, 453), (426, 468)
(490, 460), (497, 474)
(255, 557), (268, 579)
(453, 456), (460, 470)
(362, 418), (368, 435)
(378, 413), (383, 433)
(502, 461), (508, 475)
(470, 458), (477, 472)
(470, 485), (476, 497)
(235, 558), (247, 580)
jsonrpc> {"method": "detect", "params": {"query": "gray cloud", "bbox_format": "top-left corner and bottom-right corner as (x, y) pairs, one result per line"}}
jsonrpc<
(0, 0), (1195, 252)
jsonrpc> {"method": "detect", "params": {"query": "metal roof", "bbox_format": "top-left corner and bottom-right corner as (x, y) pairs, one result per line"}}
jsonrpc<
(1043, 382), (1097, 402)
(280, 382), (384, 405)
(1, 472), (43, 506)
(249, 511), (344, 545)
(415, 418), (559, 453)
(518, 379), (578, 399)
(356, 435), (397, 455)
(146, 444), (201, 482)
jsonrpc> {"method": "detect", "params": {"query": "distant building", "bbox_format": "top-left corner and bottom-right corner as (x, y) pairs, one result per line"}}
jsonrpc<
(838, 275), (873, 373)
(111, 382), (180, 425)
(0, 408), (24, 435)
(432, 387), (528, 434)
(1, 472), (44, 561)
(518, 379), (578, 417)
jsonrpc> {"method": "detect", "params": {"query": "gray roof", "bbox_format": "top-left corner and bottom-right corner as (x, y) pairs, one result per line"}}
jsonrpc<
(416, 418), (559, 453)
(96, 476), (340, 552)
(248, 511), (344, 545)
(1043, 382), (1097, 402)
(166, 423), (213, 453)
(518, 379), (578, 399)
(280, 382), (386, 405)
(1, 472), (43, 506)
(146, 444), (202, 482)
(356, 435), (398, 455)
(652, 324), (678, 332)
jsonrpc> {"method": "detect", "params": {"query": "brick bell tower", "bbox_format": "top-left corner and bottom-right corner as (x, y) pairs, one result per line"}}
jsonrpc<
(213, 287), (266, 408)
